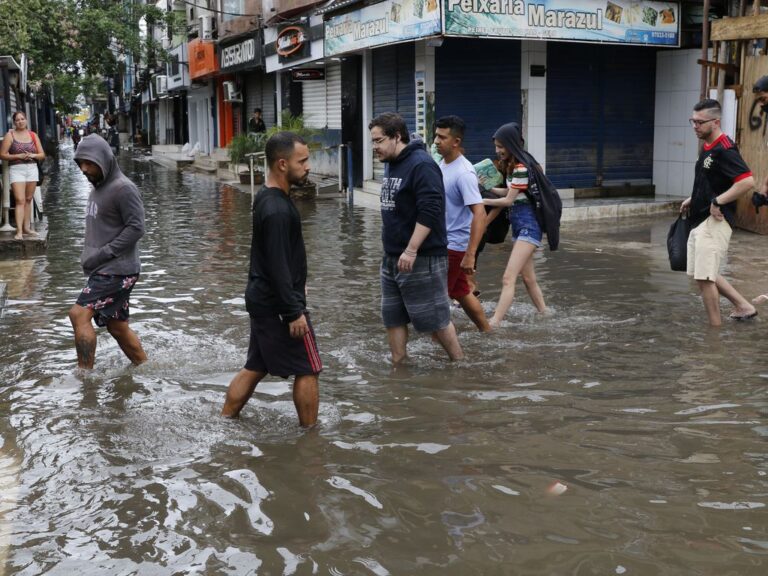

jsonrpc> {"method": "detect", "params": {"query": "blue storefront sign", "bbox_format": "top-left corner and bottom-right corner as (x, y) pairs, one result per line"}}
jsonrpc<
(443, 0), (680, 46)
(325, 0), (442, 57)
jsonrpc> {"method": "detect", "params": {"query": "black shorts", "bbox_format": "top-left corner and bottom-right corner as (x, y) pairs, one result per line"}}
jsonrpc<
(75, 273), (139, 328)
(244, 313), (322, 378)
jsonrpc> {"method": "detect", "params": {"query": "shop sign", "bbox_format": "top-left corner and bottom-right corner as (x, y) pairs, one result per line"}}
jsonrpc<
(220, 36), (261, 71)
(277, 24), (311, 63)
(324, 0), (441, 57)
(292, 68), (325, 81)
(443, 0), (680, 46)
(188, 38), (219, 79)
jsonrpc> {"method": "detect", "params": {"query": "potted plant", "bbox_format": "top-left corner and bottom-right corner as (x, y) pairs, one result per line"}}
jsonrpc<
(228, 133), (266, 184)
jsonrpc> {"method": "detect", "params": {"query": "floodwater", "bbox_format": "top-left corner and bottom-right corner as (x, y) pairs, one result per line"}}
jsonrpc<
(1, 144), (766, 575)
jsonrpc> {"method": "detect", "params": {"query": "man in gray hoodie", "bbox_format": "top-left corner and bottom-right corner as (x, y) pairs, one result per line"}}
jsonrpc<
(68, 135), (147, 368)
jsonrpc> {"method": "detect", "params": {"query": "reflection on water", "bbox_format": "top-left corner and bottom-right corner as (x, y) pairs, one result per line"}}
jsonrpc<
(0, 145), (767, 574)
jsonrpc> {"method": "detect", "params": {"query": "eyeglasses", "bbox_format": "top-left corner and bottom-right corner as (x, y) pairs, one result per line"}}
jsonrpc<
(371, 136), (389, 145)
(689, 118), (717, 127)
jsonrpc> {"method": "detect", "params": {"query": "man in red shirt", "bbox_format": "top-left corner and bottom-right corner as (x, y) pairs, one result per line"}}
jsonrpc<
(680, 99), (756, 326)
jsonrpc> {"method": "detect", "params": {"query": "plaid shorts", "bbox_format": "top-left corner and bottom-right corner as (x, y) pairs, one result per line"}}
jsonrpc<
(76, 273), (139, 327)
(380, 255), (451, 333)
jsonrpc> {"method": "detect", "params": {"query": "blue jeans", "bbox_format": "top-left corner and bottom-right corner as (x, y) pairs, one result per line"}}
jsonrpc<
(509, 202), (543, 248)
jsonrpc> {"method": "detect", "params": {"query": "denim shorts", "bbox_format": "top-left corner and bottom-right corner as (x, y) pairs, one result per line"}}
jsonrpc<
(380, 255), (451, 332)
(509, 202), (543, 248)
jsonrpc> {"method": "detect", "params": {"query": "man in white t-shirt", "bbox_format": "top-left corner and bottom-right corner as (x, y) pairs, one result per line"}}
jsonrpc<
(434, 115), (490, 332)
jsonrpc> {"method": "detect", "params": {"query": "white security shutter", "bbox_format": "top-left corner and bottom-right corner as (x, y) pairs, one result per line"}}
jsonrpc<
(302, 76), (327, 129)
(325, 62), (342, 130)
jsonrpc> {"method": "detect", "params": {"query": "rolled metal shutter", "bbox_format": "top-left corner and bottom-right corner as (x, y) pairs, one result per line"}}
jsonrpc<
(435, 38), (521, 164)
(245, 72), (276, 128)
(302, 76), (327, 129)
(547, 43), (656, 188)
(372, 44), (415, 179)
(326, 61), (342, 130)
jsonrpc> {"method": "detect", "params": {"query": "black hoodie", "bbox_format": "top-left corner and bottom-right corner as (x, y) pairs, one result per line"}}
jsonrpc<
(493, 123), (562, 251)
(380, 139), (447, 257)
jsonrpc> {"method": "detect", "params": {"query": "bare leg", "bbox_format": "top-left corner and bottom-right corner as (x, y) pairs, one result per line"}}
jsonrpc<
(457, 293), (491, 332)
(23, 182), (36, 234)
(293, 374), (319, 427)
(490, 241), (538, 327)
(697, 279), (722, 327)
(387, 325), (409, 365)
(11, 183), (25, 240)
(221, 368), (266, 418)
(432, 322), (464, 361)
(68, 304), (97, 368)
(106, 319), (147, 365)
(520, 256), (547, 313)
(715, 275), (756, 318)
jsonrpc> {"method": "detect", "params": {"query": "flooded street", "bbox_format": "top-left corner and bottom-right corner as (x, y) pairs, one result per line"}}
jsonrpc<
(1, 144), (767, 575)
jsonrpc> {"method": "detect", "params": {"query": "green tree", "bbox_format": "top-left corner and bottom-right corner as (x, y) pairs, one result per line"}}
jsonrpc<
(0, 0), (180, 112)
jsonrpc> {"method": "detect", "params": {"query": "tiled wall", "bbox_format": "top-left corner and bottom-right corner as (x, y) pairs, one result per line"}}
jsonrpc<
(653, 49), (706, 197)
(521, 41), (547, 172)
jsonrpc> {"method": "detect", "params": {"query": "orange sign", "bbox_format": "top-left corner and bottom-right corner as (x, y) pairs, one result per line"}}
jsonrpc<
(188, 39), (218, 79)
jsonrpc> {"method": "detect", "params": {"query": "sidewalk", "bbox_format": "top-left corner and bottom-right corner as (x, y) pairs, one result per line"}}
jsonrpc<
(351, 181), (680, 221)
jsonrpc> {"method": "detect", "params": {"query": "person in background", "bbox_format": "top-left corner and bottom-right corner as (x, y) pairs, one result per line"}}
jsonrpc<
(248, 108), (266, 135)
(0, 111), (45, 240)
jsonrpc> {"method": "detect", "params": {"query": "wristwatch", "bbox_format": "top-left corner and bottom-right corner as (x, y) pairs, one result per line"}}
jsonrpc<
(711, 197), (723, 208)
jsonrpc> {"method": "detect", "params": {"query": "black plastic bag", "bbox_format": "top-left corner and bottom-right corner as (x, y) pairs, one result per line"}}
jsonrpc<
(667, 214), (691, 271)
(36, 160), (45, 186)
(484, 206), (510, 244)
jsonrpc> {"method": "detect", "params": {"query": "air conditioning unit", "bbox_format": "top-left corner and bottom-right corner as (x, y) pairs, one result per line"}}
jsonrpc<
(155, 75), (168, 97)
(199, 15), (214, 40)
(223, 81), (242, 102)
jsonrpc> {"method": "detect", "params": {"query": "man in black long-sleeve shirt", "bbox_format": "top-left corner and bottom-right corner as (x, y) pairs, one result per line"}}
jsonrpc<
(222, 132), (321, 427)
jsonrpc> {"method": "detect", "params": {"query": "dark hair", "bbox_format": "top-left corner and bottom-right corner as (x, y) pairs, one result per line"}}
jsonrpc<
(265, 131), (306, 167)
(254, 108), (262, 114)
(435, 115), (466, 140)
(754, 75), (768, 93)
(12, 111), (25, 121)
(693, 98), (721, 116)
(368, 112), (410, 144)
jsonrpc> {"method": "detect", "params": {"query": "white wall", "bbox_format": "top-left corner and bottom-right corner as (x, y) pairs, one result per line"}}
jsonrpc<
(521, 40), (547, 172)
(654, 49), (706, 197)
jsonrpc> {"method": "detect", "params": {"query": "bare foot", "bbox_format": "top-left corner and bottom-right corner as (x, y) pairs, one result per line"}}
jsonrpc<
(23, 230), (39, 237)
(753, 294), (768, 305)
(13, 234), (23, 241)
(489, 318), (501, 330)
(729, 305), (758, 320)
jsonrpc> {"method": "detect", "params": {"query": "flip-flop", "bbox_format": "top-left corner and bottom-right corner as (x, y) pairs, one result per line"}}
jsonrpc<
(730, 311), (758, 321)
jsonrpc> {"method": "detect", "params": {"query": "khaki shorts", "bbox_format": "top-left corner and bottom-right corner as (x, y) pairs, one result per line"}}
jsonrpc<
(687, 216), (732, 281)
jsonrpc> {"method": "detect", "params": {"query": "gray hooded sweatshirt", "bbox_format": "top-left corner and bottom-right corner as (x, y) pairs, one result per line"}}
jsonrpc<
(74, 135), (145, 276)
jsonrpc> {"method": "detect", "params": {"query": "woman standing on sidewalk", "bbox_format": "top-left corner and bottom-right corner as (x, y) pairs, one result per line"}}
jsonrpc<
(483, 123), (549, 327)
(0, 111), (45, 240)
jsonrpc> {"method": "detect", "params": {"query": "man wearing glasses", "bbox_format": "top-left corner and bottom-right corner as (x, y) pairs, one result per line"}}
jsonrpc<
(680, 99), (756, 326)
(369, 112), (464, 363)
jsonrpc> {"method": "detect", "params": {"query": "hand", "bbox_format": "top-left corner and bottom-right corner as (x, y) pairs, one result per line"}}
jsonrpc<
(288, 314), (309, 339)
(710, 202), (724, 221)
(460, 253), (475, 275)
(760, 183), (768, 197)
(680, 197), (691, 213)
(398, 250), (416, 273)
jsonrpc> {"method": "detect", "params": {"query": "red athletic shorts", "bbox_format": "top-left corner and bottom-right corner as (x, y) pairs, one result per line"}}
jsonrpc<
(447, 249), (471, 300)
